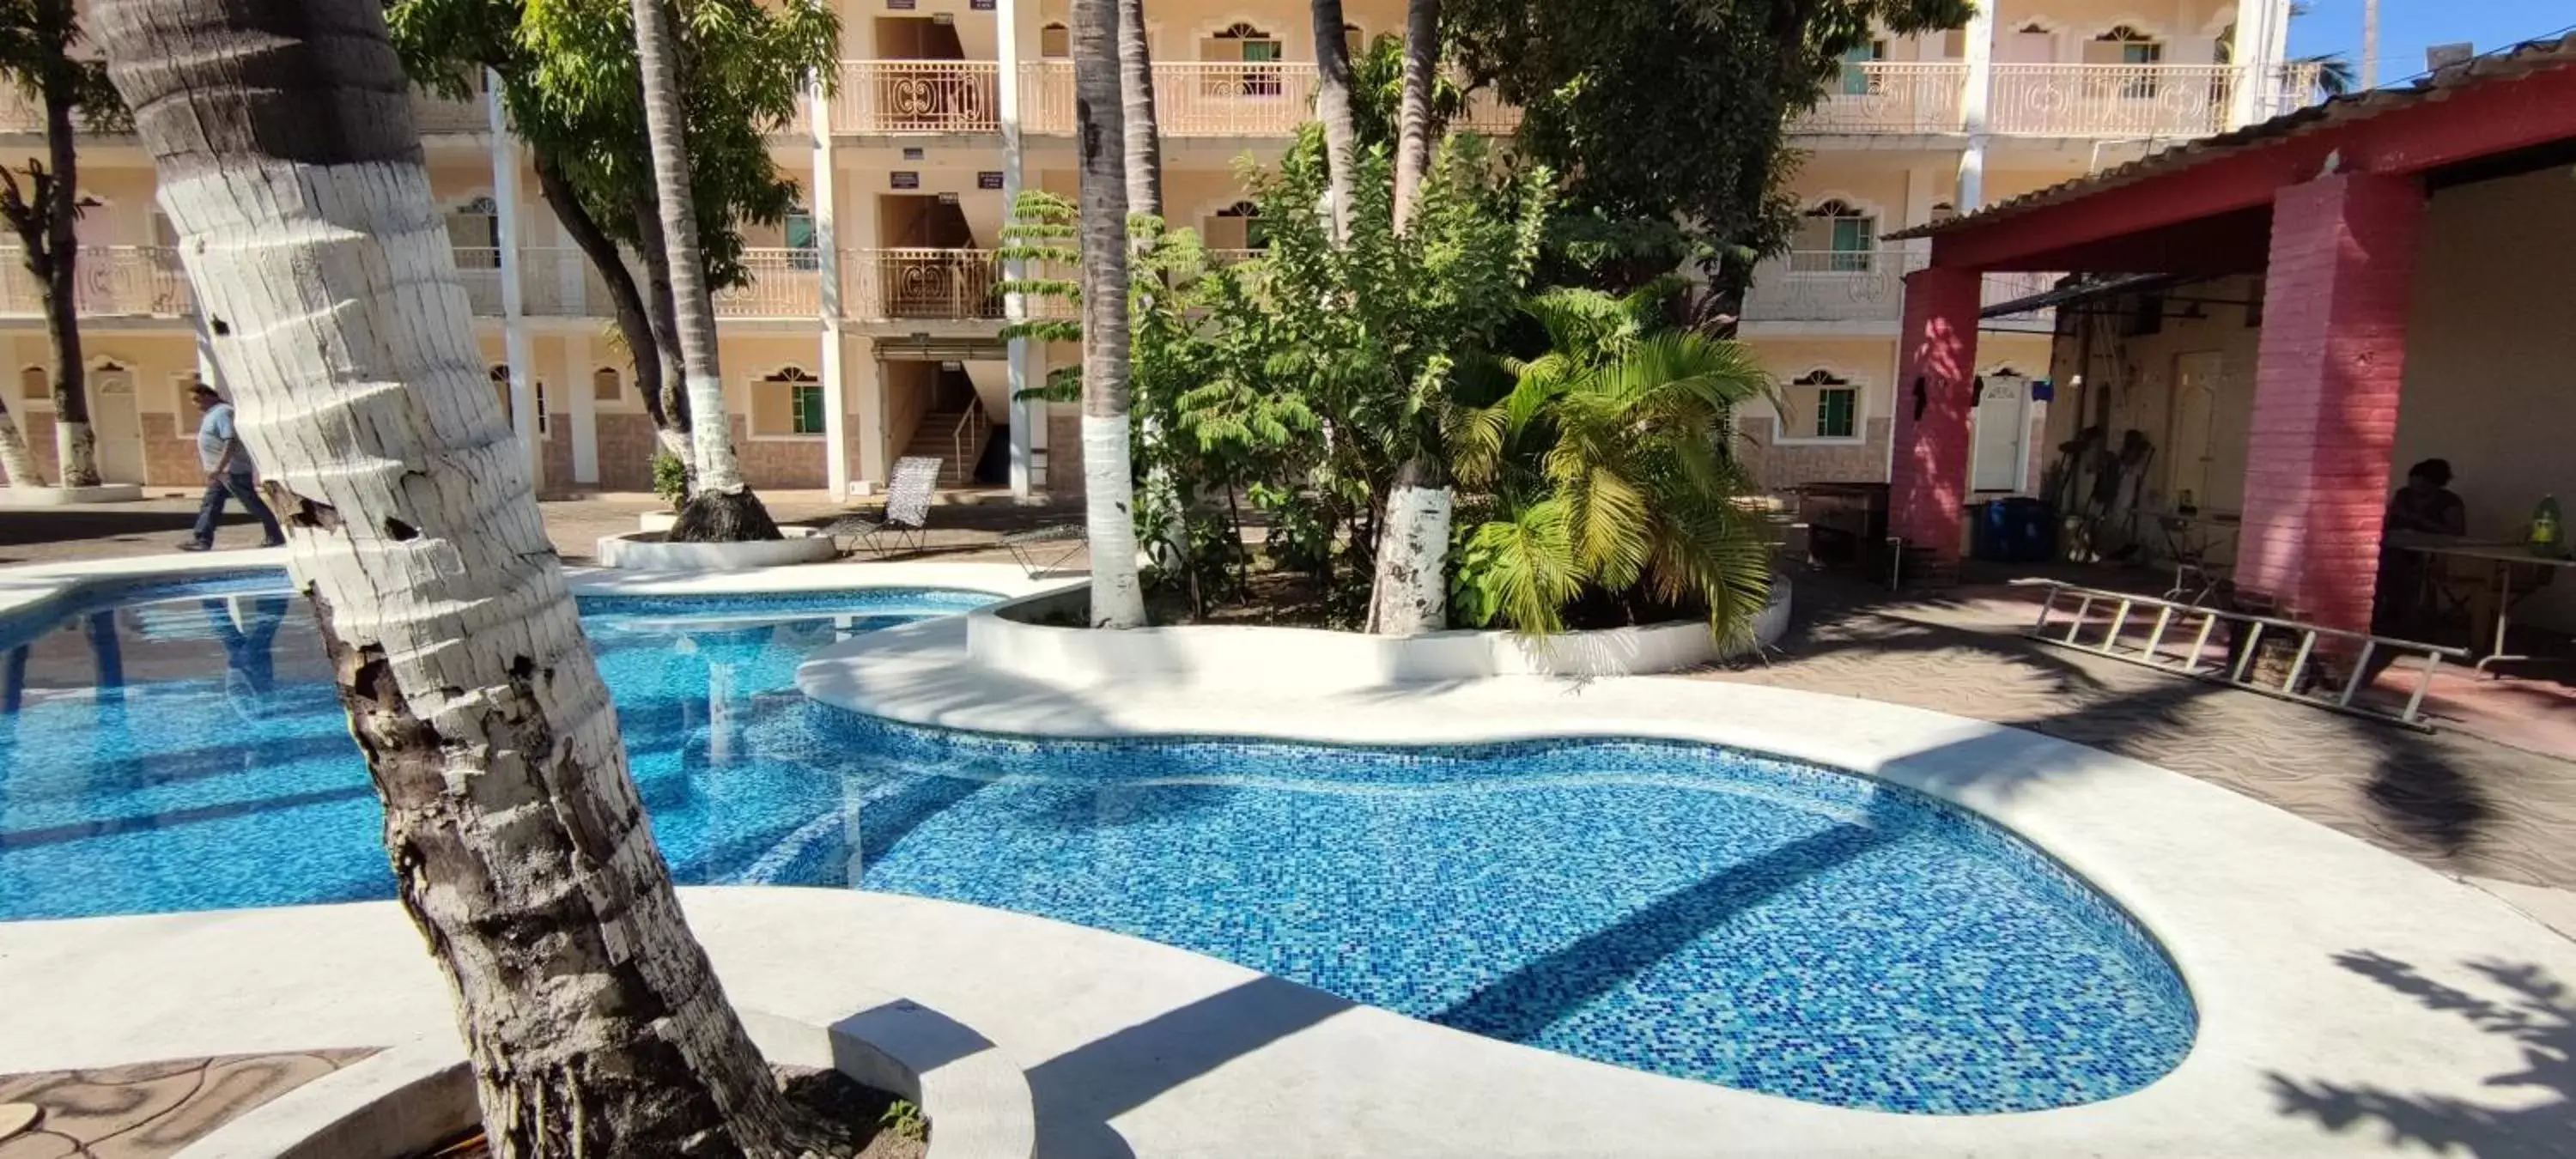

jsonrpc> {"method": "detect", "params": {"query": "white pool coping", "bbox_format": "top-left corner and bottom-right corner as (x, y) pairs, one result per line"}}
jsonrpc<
(3, 557), (2573, 1156)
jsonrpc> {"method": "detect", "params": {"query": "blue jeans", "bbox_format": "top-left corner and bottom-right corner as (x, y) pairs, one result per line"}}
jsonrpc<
(193, 471), (284, 547)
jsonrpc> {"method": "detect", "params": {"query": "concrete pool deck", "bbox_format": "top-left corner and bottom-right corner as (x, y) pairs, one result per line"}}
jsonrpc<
(5, 556), (2575, 1156)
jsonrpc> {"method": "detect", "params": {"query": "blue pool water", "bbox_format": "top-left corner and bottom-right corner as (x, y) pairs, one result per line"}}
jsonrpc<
(0, 574), (2196, 1114)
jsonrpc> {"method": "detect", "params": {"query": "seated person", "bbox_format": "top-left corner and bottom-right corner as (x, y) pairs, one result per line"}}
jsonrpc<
(2370, 459), (2469, 658)
(2386, 458), (2467, 537)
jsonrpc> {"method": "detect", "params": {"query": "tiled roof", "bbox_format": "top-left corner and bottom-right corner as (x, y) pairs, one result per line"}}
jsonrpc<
(1887, 30), (2576, 242)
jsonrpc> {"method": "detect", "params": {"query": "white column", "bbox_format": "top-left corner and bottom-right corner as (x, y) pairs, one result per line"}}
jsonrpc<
(487, 72), (538, 481)
(2229, 0), (2288, 127)
(1957, 3), (1995, 211)
(998, 0), (1035, 501)
(567, 331), (598, 484)
(811, 70), (851, 501)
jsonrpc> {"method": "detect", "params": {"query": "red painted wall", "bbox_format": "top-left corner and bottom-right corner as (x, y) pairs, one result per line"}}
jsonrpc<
(1887, 268), (1984, 560)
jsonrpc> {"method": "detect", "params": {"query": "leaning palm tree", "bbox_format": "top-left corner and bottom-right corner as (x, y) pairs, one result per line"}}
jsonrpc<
(0, 395), (38, 485)
(1451, 285), (1777, 642)
(631, 0), (780, 541)
(1391, 0), (1438, 234)
(1308, 0), (1358, 246)
(1075, 0), (1145, 628)
(93, 0), (811, 1150)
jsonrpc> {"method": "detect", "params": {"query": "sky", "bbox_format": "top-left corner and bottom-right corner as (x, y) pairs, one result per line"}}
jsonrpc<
(2287, 0), (2575, 85)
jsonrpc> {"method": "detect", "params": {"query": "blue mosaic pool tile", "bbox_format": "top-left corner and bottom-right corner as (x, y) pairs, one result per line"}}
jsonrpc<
(0, 578), (2197, 1116)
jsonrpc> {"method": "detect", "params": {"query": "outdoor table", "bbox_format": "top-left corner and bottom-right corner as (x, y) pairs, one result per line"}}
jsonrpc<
(2154, 511), (2240, 604)
(2395, 539), (2576, 674)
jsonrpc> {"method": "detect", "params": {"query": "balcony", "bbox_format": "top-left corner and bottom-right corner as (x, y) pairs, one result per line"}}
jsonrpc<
(1796, 64), (1970, 134)
(831, 61), (1001, 134)
(0, 246), (193, 318)
(848, 248), (1004, 321)
(1741, 251), (2060, 331)
(1990, 63), (2319, 139)
(1021, 61), (1320, 137)
(1740, 249), (1928, 326)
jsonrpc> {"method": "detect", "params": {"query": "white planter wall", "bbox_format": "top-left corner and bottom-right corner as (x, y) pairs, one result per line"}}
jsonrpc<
(968, 576), (1791, 693)
(594, 528), (839, 572)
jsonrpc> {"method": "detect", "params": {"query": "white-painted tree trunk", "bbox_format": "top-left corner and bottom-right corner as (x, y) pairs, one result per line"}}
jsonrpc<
(1367, 476), (1454, 635)
(52, 418), (94, 485)
(94, 0), (801, 1152)
(0, 397), (40, 486)
(1075, 0), (1146, 628)
(1083, 413), (1146, 624)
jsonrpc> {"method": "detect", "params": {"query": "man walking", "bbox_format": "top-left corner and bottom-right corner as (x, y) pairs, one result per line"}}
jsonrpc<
(179, 383), (284, 551)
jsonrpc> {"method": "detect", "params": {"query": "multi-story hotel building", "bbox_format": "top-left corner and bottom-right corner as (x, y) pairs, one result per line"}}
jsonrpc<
(0, 0), (2309, 505)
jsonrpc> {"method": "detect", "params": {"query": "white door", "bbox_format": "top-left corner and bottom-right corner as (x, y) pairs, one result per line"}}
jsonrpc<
(1971, 372), (2029, 493)
(90, 367), (144, 483)
(2166, 352), (2223, 510)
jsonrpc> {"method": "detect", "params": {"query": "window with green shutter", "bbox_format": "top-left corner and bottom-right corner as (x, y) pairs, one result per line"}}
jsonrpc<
(1817, 387), (1856, 439)
(791, 384), (826, 434)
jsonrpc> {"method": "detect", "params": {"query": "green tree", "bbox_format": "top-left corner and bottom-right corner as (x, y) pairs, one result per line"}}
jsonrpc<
(0, 0), (128, 488)
(1446, 0), (1971, 288)
(386, 0), (835, 495)
(1449, 282), (1777, 640)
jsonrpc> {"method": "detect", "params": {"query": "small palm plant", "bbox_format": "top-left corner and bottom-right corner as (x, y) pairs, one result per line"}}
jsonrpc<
(1449, 281), (1778, 644)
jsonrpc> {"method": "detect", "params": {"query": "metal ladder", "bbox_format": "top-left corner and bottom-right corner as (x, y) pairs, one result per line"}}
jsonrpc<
(2018, 580), (2470, 730)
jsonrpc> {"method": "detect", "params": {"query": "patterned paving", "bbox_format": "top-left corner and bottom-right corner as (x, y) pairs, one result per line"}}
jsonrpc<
(0, 1051), (373, 1158)
(1703, 572), (2576, 895)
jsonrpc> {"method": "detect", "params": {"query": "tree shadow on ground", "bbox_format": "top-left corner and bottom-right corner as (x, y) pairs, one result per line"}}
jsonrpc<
(1756, 567), (2518, 871)
(1021, 975), (1352, 1159)
(2269, 951), (2575, 1157)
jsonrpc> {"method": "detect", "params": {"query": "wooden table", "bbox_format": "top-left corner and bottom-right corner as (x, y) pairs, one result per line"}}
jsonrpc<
(2397, 540), (2576, 673)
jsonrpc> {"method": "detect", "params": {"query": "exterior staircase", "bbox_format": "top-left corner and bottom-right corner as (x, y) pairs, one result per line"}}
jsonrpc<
(902, 408), (986, 488)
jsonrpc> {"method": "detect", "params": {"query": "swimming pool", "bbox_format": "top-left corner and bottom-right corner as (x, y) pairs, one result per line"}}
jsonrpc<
(0, 575), (2195, 1114)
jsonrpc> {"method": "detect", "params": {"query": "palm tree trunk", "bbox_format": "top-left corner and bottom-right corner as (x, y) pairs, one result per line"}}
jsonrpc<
(0, 395), (39, 486)
(1365, 450), (1452, 634)
(1309, 0), (1358, 247)
(41, 76), (96, 488)
(1117, 0), (1161, 221)
(633, 201), (694, 449)
(532, 148), (689, 470)
(630, 0), (777, 542)
(1391, 0), (1438, 235)
(92, 0), (804, 1153)
(1074, 0), (1145, 628)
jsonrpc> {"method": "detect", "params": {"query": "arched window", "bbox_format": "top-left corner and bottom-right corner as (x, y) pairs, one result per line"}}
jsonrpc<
(449, 196), (501, 267)
(1929, 201), (1958, 225)
(19, 366), (45, 402)
(756, 366), (825, 436)
(592, 366), (623, 404)
(2090, 26), (2165, 97)
(1796, 200), (1876, 270)
(1206, 200), (1267, 252)
(1789, 369), (1858, 440)
(1344, 22), (1364, 58)
(1207, 22), (1282, 94)
(1040, 22), (1070, 59)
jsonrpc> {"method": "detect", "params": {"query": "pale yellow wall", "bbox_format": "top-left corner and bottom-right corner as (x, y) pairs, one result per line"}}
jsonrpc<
(2039, 276), (2263, 515)
(725, 334), (833, 441)
(2396, 167), (2576, 630)
(1987, 1), (2239, 63)
(1019, 0), (1405, 63)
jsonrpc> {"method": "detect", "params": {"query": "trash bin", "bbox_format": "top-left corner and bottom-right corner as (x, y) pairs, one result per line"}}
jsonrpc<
(1981, 497), (2056, 563)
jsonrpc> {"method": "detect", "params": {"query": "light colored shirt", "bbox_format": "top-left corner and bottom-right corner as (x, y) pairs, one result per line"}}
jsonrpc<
(197, 402), (247, 474)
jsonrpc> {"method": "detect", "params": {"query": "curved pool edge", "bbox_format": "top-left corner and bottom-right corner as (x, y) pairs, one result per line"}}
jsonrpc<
(794, 613), (2576, 1155)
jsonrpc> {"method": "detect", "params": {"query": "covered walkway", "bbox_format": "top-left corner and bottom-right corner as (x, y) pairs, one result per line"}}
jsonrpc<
(1884, 34), (2576, 644)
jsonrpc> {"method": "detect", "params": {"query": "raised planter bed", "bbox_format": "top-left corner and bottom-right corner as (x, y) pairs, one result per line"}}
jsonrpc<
(968, 575), (1791, 692)
(594, 527), (838, 572)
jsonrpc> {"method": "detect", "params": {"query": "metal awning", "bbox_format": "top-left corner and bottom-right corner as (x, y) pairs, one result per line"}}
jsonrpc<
(1980, 272), (2180, 319)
